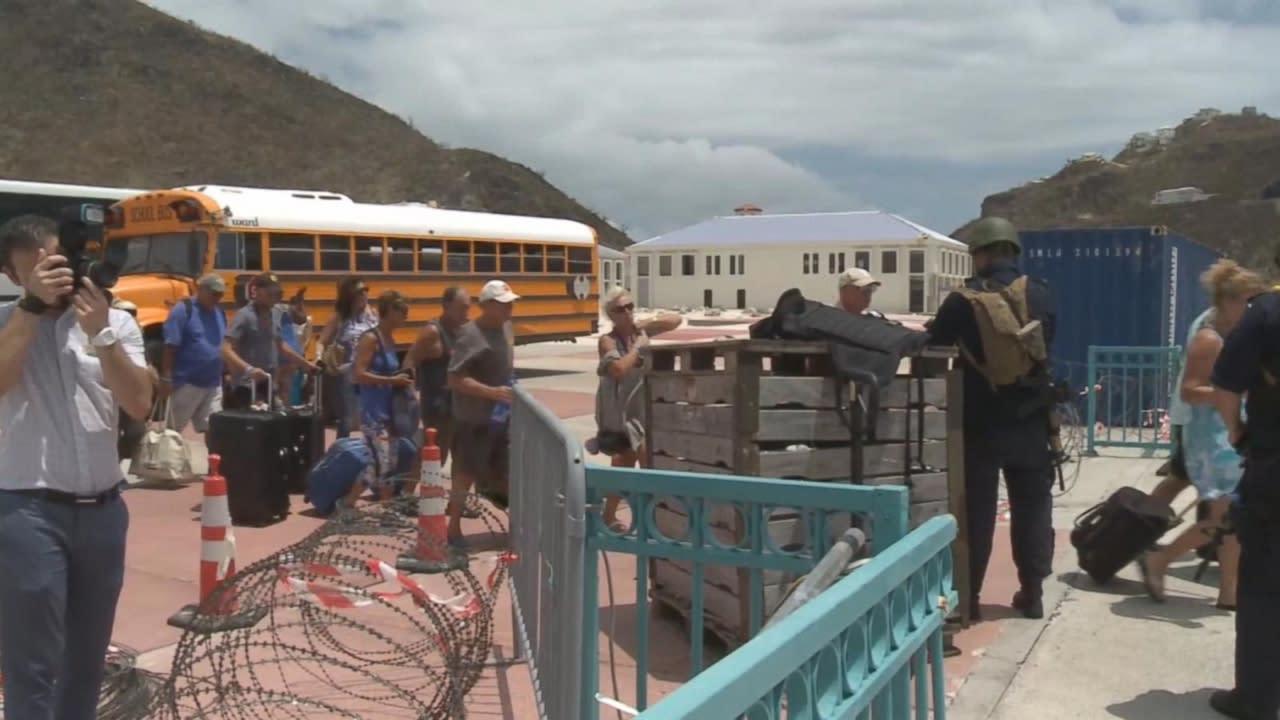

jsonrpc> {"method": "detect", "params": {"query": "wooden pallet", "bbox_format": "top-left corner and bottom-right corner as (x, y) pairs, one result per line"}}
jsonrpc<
(641, 338), (969, 643)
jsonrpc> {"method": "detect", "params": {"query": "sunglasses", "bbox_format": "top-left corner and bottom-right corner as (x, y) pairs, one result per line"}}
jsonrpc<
(610, 303), (635, 313)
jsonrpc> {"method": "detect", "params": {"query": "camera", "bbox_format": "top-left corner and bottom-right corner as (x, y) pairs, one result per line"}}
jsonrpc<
(57, 203), (120, 292)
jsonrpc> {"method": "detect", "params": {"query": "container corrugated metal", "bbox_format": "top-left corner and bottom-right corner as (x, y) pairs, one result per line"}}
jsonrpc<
(1018, 226), (1222, 387)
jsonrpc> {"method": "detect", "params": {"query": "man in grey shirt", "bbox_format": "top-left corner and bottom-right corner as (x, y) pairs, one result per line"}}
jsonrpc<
(222, 272), (315, 408)
(0, 214), (153, 719)
(446, 279), (517, 543)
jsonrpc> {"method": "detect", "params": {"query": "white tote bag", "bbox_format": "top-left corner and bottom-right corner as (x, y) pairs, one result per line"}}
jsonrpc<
(131, 398), (194, 483)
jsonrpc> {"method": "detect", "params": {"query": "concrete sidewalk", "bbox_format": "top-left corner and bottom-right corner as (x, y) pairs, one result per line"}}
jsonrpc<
(950, 451), (1238, 720)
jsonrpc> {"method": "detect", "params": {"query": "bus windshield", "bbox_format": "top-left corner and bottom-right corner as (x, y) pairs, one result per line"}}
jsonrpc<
(103, 231), (205, 277)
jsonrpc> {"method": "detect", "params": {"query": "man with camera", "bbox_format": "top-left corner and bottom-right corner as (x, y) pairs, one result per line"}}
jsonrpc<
(0, 214), (152, 719)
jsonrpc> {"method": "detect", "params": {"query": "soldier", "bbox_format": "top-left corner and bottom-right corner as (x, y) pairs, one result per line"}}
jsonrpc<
(927, 216), (1057, 621)
(1208, 287), (1280, 719)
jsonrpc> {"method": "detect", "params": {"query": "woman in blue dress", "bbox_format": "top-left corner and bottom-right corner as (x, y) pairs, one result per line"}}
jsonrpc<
(1140, 260), (1266, 610)
(343, 290), (416, 507)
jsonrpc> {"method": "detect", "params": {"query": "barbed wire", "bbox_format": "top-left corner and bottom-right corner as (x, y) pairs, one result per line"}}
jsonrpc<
(146, 489), (509, 720)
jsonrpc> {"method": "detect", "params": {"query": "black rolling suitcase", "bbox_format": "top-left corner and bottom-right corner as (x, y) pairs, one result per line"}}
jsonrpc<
(282, 376), (324, 494)
(208, 377), (291, 526)
(1070, 486), (1175, 584)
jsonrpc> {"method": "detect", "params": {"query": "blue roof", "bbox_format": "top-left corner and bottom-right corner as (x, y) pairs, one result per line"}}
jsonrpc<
(631, 211), (966, 251)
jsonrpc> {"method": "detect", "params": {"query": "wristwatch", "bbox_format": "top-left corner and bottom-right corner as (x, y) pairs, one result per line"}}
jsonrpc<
(89, 327), (120, 348)
(17, 295), (49, 315)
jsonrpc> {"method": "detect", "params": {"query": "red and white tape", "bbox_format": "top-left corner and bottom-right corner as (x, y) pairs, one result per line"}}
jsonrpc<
(277, 551), (516, 613)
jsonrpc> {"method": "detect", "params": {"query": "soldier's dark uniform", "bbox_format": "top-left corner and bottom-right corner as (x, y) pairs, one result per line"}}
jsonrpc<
(927, 217), (1057, 620)
(1208, 290), (1280, 720)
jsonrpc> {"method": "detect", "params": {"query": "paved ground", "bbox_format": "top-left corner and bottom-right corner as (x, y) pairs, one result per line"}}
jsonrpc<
(949, 450), (1239, 720)
(110, 321), (1065, 716)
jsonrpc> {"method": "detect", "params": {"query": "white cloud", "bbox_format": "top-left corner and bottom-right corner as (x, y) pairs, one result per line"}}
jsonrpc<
(142, 0), (1280, 236)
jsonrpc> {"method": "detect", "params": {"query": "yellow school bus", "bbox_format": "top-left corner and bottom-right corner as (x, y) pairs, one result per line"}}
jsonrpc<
(101, 185), (600, 360)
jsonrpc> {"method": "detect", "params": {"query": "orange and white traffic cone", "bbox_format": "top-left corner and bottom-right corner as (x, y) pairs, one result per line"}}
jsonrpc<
(198, 454), (238, 614)
(396, 428), (466, 574)
(167, 454), (267, 632)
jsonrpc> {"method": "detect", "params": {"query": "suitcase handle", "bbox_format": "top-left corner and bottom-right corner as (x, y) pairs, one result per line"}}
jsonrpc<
(251, 373), (273, 407)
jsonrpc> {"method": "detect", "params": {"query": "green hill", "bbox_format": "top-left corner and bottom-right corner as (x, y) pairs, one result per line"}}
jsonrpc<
(954, 108), (1280, 270)
(0, 0), (632, 249)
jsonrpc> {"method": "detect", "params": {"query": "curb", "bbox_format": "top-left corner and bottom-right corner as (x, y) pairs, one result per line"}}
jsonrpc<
(946, 545), (1075, 720)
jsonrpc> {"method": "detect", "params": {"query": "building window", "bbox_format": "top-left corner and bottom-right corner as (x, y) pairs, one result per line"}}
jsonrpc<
(881, 250), (898, 273)
(739, 254), (745, 274)
(637, 255), (650, 277)
(730, 255), (737, 275)
(714, 255), (721, 275)
(659, 255), (673, 276)
(909, 276), (925, 313)
(681, 254), (696, 276)
(837, 252), (846, 272)
(827, 253), (836, 274)
(604, 262), (612, 281)
(803, 253), (814, 274)
(855, 251), (870, 270)
(705, 255), (713, 275)
(909, 250), (925, 274)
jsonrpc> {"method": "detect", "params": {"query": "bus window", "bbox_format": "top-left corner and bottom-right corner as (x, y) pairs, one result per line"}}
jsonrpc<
(355, 237), (383, 272)
(387, 238), (414, 272)
(215, 232), (243, 269)
(500, 243), (521, 273)
(319, 235), (351, 272)
(473, 241), (497, 274)
(523, 244), (544, 273)
(446, 241), (471, 273)
(244, 233), (263, 270)
(419, 239), (443, 272)
(568, 247), (592, 274)
(105, 230), (207, 278)
(546, 245), (566, 273)
(269, 233), (316, 272)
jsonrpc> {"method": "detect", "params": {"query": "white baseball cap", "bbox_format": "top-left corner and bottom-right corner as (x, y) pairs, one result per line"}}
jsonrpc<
(479, 279), (520, 304)
(838, 267), (880, 289)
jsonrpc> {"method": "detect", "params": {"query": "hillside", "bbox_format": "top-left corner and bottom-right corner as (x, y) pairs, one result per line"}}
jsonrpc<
(0, 0), (631, 249)
(954, 108), (1280, 270)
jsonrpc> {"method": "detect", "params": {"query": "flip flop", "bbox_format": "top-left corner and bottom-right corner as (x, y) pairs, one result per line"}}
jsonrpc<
(1136, 554), (1167, 603)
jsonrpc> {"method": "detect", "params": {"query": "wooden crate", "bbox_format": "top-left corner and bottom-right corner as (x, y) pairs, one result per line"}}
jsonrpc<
(640, 338), (966, 647)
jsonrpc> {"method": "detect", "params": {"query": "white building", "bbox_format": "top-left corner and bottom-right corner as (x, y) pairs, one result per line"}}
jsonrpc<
(1151, 186), (1212, 205)
(598, 245), (627, 298)
(625, 209), (971, 314)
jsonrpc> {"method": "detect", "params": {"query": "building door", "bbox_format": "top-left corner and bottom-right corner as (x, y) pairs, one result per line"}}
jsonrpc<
(703, 289), (713, 307)
(637, 277), (651, 308)
(736, 289), (746, 309)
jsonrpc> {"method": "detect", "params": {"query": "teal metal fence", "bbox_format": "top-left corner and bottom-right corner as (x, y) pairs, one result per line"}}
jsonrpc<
(641, 515), (958, 719)
(1085, 345), (1182, 454)
(579, 465), (955, 718)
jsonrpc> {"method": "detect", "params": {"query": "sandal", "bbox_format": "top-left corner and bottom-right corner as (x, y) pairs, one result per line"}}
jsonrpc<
(1136, 554), (1167, 603)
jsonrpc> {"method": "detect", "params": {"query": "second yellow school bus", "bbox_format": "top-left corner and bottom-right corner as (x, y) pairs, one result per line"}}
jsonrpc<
(101, 184), (600, 360)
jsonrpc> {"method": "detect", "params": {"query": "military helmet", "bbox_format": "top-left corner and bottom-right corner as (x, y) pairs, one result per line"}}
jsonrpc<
(967, 216), (1021, 254)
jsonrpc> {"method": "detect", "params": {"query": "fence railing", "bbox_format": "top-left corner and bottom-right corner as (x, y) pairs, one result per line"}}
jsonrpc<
(580, 466), (916, 719)
(509, 386), (587, 720)
(1084, 345), (1182, 454)
(640, 515), (958, 719)
(510, 386), (956, 720)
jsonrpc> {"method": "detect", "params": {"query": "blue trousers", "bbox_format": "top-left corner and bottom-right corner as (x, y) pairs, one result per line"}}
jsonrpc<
(0, 491), (129, 720)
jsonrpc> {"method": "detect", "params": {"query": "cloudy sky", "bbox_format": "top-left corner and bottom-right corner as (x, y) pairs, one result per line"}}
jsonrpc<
(145, 0), (1279, 241)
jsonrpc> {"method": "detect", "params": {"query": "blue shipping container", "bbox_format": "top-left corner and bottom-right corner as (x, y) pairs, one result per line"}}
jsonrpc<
(1018, 226), (1222, 388)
